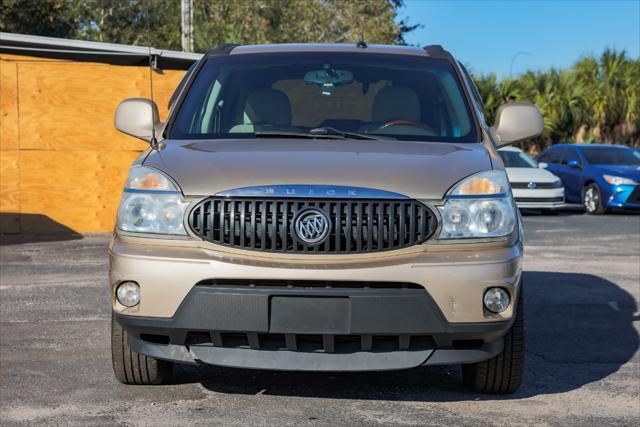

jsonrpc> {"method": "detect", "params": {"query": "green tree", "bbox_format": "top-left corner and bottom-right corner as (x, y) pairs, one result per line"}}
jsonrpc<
(77, 0), (181, 49)
(1, 0), (415, 50)
(0, 0), (80, 37)
(0, 0), (182, 48)
(191, 0), (416, 50)
(473, 49), (639, 151)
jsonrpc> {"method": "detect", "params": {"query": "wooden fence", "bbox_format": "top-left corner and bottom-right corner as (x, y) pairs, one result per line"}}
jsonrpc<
(0, 54), (185, 235)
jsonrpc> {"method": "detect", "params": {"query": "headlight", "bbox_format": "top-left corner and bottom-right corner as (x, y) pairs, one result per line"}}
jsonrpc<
(603, 175), (637, 186)
(117, 166), (188, 235)
(438, 170), (516, 239)
(551, 179), (563, 188)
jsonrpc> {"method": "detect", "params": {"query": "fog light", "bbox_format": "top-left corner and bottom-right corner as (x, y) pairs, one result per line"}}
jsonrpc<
(116, 281), (140, 307)
(483, 287), (510, 313)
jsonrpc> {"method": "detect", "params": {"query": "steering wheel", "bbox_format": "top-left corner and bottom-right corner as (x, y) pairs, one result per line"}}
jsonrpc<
(379, 119), (426, 129)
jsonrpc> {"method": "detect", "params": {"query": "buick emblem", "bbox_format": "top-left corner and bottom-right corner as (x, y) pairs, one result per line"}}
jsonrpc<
(527, 182), (537, 189)
(294, 209), (330, 244)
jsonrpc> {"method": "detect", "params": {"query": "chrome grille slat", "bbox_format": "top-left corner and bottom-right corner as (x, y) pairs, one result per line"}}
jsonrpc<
(189, 197), (436, 254)
(510, 182), (560, 189)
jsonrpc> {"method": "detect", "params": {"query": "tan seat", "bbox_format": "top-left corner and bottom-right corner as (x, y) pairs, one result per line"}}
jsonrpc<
(230, 88), (292, 132)
(372, 86), (421, 123)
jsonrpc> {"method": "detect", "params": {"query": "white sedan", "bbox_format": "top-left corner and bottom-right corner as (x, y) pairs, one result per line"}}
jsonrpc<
(498, 147), (565, 211)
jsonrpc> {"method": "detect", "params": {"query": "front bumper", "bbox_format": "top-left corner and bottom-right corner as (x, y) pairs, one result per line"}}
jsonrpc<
(115, 284), (511, 371)
(512, 187), (565, 209)
(606, 184), (640, 210)
(110, 236), (522, 371)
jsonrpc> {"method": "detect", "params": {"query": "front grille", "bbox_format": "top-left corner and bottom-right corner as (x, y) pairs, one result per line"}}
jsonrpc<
(182, 331), (438, 353)
(515, 197), (564, 203)
(511, 181), (561, 189)
(188, 198), (436, 254)
(627, 186), (640, 203)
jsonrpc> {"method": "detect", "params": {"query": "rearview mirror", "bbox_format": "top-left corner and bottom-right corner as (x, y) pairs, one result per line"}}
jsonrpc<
(538, 162), (548, 169)
(114, 98), (160, 142)
(304, 68), (353, 88)
(491, 103), (544, 147)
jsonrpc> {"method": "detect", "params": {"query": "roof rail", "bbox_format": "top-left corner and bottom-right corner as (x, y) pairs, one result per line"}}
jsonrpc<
(422, 44), (450, 60)
(204, 43), (239, 57)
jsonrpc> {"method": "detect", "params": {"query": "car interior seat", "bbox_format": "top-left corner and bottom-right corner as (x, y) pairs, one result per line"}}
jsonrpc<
(229, 88), (292, 133)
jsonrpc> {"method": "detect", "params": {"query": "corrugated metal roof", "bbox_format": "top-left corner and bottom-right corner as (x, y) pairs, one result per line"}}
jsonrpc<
(0, 32), (202, 70)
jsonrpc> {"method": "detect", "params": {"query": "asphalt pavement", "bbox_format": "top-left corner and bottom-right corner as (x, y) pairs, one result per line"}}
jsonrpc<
(1, 212), (639, 426)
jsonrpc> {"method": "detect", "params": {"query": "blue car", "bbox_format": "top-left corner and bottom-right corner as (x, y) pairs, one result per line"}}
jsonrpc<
(536, 144), (640, 214)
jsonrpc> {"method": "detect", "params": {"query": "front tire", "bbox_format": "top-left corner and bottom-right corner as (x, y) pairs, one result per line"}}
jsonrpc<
(583, 184), (605, 214)
(462, 288), (525, 394)
(111, 314), (173, 385)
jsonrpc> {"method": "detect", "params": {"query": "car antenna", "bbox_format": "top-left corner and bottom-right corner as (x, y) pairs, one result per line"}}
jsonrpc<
(356, 31), (368, 49)
(356, 0), (368, 48)
(146, 7), (159, 149)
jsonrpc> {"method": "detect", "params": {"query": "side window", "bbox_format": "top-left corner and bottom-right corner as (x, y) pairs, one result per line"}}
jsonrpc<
(562, 147), (581, 165)
(439, 73), (472, 137)
(458, 62), (484, 109)
(168, 61), (198, 111)
(546, 147), (565, 164)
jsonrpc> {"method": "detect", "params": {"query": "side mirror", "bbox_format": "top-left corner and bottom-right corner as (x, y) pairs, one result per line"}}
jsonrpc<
(491, 102), (544, 147)
(538, 162), (548, 169)
(114, 98), (160, 142)
(567, 159), (582, 169)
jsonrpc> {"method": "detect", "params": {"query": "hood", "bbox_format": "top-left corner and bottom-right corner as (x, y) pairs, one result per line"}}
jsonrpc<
(143, 139), (493, 199)
(505, 167), (560, 183)
(591, 165), (640, 181)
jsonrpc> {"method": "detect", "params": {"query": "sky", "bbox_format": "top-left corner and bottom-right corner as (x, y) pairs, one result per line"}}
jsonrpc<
(398, 0), (640, 79)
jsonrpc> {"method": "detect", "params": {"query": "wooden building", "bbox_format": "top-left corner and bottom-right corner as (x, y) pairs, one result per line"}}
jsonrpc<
(0, 33), (199, 235)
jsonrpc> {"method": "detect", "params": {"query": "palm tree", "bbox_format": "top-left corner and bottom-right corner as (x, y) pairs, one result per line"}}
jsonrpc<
(473, 49), (639, 150)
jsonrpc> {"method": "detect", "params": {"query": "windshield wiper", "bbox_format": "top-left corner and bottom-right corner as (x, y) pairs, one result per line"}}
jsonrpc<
(254, 130), (346, 139)
(309, 127), (387, 140)
(253, 128), (386, 141)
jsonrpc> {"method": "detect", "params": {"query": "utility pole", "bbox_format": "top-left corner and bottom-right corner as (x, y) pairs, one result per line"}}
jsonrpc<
(181, 0), (194, 52)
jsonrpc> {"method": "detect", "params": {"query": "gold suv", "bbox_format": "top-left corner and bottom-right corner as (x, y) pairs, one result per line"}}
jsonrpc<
(110, 43), (542, 393)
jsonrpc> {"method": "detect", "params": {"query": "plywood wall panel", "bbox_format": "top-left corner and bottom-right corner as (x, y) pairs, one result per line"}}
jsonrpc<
(1, 60), (19, 150)
(17, 62), (184, 152)
(0, 54), (186, 234)
(0, 150), (20, 233)
(0, 150), (20, 210)
(19, 150), (143, 233)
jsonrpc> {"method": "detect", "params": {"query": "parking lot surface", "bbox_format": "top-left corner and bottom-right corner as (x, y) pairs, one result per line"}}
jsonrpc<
(1, 213), (639, 426)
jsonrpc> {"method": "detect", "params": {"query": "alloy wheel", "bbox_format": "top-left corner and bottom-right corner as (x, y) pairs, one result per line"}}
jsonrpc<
(584, 187), (599, 213)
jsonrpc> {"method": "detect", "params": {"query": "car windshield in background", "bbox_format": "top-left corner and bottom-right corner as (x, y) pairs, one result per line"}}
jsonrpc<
(582, 147), (640, 166)
(169, 52), (477, 142)
(499, 150), (537, 168)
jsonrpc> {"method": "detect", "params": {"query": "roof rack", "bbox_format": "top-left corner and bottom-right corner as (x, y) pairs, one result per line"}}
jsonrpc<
(422, 44), (451, 60)
(204, 43), (239, 57)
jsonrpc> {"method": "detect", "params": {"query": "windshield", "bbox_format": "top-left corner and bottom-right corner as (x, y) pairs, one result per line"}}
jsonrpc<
(582, 147), (640, 166)
(499, 150), (538, 168)
(169, 52), (477, 142)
